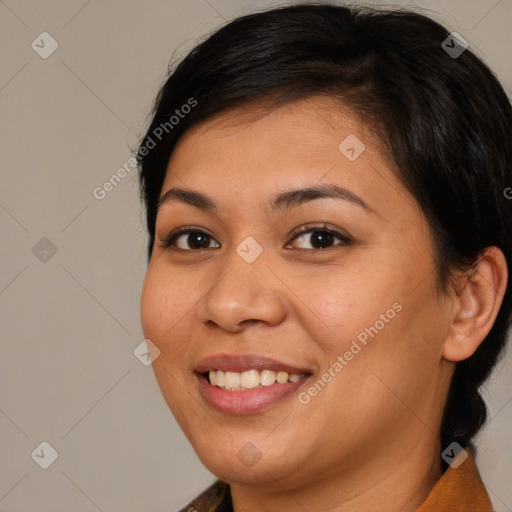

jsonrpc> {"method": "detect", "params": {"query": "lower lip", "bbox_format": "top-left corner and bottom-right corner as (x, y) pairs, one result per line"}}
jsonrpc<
(196, 373), (311, 415)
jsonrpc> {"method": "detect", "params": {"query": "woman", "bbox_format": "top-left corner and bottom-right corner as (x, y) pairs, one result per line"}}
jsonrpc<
(137, 3), (512, 511)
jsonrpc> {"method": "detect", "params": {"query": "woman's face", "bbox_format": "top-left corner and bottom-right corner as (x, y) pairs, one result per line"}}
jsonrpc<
(140, 97), (455, 488)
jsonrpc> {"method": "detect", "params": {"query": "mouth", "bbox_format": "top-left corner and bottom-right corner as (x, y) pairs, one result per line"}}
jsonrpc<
(195, 354), (313, 414)
(203, 368), (308, 390)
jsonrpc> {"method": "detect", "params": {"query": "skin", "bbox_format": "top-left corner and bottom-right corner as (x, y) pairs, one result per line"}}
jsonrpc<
(140, 96), (507, 512)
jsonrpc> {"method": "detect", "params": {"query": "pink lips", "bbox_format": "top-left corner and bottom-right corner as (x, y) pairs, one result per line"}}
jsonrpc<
(195, 353), (312, 415)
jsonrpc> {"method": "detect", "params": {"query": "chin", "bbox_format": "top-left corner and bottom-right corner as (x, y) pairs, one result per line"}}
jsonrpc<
(190, 433), (305, 487)
(199, 453), (293, 486)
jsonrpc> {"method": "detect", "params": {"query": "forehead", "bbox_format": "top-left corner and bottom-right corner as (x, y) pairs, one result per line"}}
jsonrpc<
(158, 96), (418, 228)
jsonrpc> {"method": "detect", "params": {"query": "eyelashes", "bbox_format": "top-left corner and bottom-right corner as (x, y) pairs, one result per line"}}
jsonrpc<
(158, 223), (353, 252)
(159, 227), (220, 251)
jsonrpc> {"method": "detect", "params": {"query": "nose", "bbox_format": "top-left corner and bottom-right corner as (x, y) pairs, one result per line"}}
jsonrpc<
(196, 255), (288, 333)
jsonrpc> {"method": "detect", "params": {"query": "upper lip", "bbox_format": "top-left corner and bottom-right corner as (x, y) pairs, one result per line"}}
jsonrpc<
(195, 353), (313, 375)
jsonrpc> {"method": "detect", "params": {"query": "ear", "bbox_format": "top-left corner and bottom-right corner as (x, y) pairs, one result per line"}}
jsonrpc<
(442, 246), (508, 362)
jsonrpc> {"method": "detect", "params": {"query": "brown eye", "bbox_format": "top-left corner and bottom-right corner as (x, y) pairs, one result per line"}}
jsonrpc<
(160, 229), (220, 250)
(286, 225), (352, 251)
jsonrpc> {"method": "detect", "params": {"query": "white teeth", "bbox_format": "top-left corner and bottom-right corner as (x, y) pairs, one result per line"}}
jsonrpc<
(225, 371), (240, 389)
(240, 369), (260, 389)
(207, 369), (305, 390)
(276, 371), (288, 384)
(260, 370), (276, 386)
(216, 370), (225, 387)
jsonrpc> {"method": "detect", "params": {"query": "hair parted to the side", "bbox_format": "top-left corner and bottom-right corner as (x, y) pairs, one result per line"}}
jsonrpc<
(137, 3), (512, 469)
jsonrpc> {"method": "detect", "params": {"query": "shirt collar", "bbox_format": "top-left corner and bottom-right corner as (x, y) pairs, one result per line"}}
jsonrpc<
(415, 449), (493, 512)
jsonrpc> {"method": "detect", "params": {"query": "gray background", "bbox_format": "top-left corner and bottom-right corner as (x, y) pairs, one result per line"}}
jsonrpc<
(1, 0), (511, 510)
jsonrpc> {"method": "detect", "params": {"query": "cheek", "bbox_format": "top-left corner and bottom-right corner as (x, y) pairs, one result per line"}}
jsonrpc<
(140, 265), (194, 358)
(297, 254), (444, 388)
(140, 270), (168, 339)
(140, 267), (198, 416)
(292, 265), (399, 355)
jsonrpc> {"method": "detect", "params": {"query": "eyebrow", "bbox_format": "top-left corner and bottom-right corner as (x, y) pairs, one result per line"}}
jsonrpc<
(157, 183), (373, 216)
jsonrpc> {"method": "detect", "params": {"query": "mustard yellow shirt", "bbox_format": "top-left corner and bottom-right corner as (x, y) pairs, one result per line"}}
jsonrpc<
(180, 450), (493, 512)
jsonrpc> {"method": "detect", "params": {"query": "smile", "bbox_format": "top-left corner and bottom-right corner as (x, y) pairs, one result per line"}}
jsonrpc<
(207, 369), (306, 390)
(195, 354), (313, 414)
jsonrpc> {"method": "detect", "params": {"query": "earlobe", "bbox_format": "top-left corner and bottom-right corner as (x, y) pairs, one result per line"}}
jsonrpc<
(442, 246), (508, 362)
